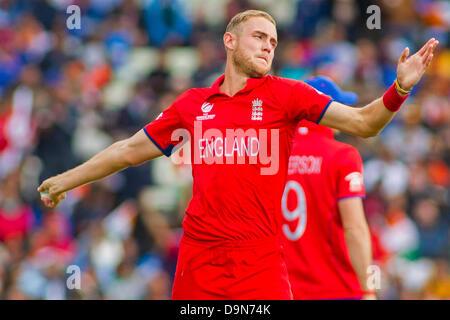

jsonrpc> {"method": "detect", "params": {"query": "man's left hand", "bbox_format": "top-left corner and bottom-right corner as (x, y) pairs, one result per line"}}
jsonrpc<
(396, 38), (439, 91)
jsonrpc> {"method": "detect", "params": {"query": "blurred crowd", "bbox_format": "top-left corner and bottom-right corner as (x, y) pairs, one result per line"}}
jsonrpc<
(0, 0), (448, 300)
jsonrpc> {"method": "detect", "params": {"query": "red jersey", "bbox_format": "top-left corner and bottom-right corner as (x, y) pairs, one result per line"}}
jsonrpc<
(144, 75), (332, 242)
(281, 121), (366, 299)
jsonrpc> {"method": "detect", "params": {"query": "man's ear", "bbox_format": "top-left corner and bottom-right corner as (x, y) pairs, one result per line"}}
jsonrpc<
(223, 32), (237, 51)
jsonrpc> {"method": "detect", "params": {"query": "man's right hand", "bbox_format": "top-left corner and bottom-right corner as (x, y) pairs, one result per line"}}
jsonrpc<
(37, 177), (67, 208)
(36, 129), (163, 209)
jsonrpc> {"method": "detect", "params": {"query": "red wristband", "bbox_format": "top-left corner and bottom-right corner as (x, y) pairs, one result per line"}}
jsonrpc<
(382, 83), (409, 112)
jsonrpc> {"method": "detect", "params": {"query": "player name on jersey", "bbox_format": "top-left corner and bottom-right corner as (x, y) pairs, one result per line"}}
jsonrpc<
(287, 155), (322, 175)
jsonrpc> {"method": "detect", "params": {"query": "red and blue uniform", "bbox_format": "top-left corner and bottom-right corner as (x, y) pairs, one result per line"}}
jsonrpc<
(280, 76), (366, 299)
(143, 74), (332, 299)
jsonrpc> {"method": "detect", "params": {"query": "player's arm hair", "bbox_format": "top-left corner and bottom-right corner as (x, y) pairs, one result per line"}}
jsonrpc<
(338, 197), (373, 294)
(39, 129), (163, 196)
(319, 99), (398, 138)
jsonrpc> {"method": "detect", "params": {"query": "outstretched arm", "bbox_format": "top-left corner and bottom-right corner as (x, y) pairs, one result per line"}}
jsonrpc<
(38, 129), (163, 208)
(320, 38), (439, 137)
(338, 197), (375, 300)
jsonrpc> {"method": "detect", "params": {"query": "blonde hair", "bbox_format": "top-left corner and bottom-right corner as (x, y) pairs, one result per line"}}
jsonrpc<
(226, 10), (276, 34)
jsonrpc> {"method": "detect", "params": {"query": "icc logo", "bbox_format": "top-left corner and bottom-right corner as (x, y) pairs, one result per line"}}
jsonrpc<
(201, 102), (214, 113)
(345, 172), (363, 192)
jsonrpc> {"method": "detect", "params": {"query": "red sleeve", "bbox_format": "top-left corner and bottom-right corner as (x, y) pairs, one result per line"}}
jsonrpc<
(336, 146), (365, 200)
(143, 95), (185, 157)
(287, 80), (333, 123)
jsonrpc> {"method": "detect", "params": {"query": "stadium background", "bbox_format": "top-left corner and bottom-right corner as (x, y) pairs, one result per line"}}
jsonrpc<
(0, 0), (448, 300)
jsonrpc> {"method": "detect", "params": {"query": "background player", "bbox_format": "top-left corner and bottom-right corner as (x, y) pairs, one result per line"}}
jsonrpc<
(281, 76), (375, 300)
(37, 10), (438, 299)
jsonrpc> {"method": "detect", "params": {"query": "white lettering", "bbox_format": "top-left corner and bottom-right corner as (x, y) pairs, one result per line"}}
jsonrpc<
(232, 138), (240, 156)
(66, 5), (81, 30)
(288, 155), (322, 175)
(215, 137), (223, 157)
(172, 121), (280, 175)
(199, 139), (205, 159)
(366, 5), (381, 30)
(66, 265), (81, 289)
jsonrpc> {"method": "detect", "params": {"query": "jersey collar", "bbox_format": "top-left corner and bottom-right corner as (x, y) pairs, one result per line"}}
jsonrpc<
(206, 74), (269, 99)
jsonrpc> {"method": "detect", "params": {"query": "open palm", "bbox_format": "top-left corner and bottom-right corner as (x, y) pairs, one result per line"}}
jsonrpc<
(397, 38), (439, 91)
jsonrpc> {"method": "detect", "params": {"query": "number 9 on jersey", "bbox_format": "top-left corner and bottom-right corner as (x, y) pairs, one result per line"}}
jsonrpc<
(281, 180), (307, 241)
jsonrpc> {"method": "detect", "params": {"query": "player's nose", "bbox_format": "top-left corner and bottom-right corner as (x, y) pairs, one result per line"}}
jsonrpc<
(260, 38), (272, 53)
(261, 41), (271, 53)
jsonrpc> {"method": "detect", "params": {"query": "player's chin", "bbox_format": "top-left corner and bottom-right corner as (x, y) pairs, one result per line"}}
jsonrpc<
(249, 63), (270, 78)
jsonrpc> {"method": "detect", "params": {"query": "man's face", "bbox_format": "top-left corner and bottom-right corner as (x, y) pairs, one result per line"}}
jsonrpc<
(230, 17), (278, 78)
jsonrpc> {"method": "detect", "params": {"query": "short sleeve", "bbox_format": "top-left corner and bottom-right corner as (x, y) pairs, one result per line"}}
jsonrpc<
(336, 147), (365, 200)
(143, 99), (184, 157)
(287, 81), (333, 123)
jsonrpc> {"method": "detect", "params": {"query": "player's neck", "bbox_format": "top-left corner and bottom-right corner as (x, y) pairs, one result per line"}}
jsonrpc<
(220, 63), (249, 97)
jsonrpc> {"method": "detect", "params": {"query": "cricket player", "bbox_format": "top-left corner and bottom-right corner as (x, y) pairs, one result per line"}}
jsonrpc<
(281, 76), (375, 300)
(38, 10), (438, 299)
